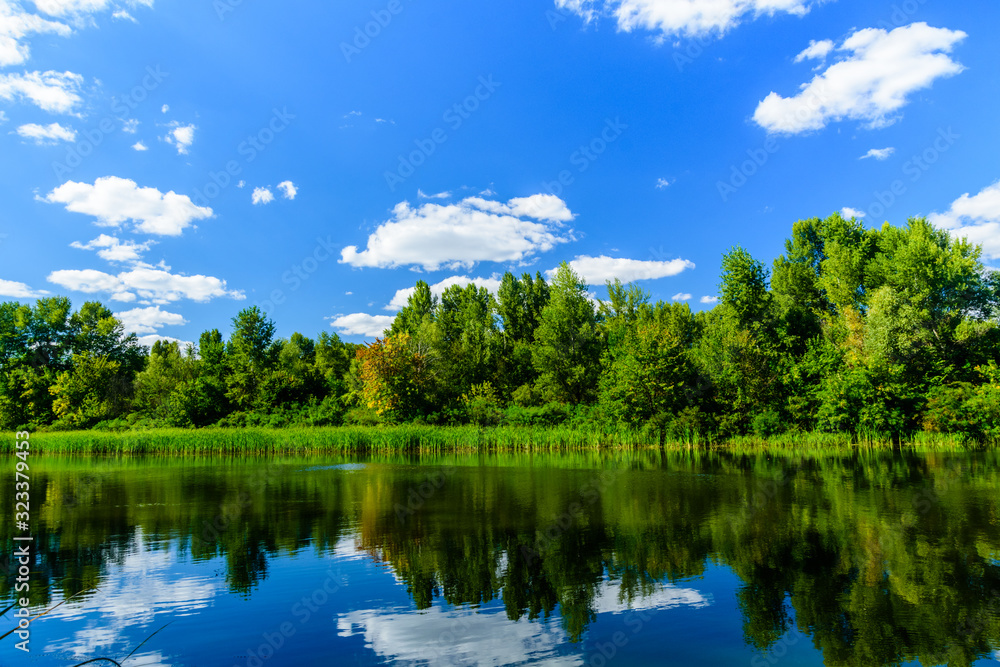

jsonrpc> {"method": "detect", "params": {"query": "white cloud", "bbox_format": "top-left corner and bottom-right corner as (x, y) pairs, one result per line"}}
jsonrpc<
(16, 121), (75, 143)
(555, 0), (818, 39)
(111, 9), (135, 21)
(115, 305), (187, 336)
(341, 195), (575, 271)
(160, 103), (169, 113)
(251, 187), (274, 205)
(0, 1), (151, 68)
(329, 313), (394, 338)
(672, 292), (692, 301)
(754, 23), (966, 134)
(417, 189), (451, 199)
(655, 178), (671, 189)
(121, 118), (139, 133)
(337, 572), (708, 667)
(164, 122), (195, 154)
(44, 176), (213, 236)
(860, 147), (894, 161)
(237, 180), (245, 188)
(0, 1), (71, 67)
(33, 0), (111, 17)
(0, 278), (49, 298)
(47, 265), (244, 304)
(386, 275), (503, 311)
(841, 207), (866, 219)
(794, 38), (834, 62)
(700, 295), (719, 304)
(277, 180), (297, 200)
(70, 234), (153, 263)
(0, 110), (6, 123)
(0, 70), (84, 114)
(928, 181), (1000, 259)
(549, 254), (695, 285)
(135, 334), (192, 349)
(131, 140), (147, 151)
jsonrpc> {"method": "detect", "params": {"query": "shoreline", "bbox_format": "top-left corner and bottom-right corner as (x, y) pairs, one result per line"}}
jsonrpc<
(1, 426), (988, 456)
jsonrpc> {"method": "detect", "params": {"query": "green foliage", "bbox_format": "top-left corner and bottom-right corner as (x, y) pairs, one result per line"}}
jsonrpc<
(531, 262), (603, 404)
(4, 211), (1000, 443)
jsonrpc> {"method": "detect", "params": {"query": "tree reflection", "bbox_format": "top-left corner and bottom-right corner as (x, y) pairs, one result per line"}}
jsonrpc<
(2, 450), (999, 665)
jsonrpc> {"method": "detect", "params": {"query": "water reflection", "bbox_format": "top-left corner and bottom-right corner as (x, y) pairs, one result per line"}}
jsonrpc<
(1, 450), (999, 666)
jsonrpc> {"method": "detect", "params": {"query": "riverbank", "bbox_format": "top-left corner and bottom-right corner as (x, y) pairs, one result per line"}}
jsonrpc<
(0, 426), (984, 455)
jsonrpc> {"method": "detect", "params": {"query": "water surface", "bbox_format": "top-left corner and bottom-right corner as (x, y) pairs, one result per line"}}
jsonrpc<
(2, 449), (1000, 666)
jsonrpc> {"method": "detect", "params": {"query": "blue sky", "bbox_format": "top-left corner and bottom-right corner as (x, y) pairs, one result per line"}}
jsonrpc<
(1, 0), (999, 345)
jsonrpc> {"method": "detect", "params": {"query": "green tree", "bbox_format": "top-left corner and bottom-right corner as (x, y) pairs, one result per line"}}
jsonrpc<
(531, 263), (602, 404)
(49, 352), (125, 427)
(226, 307), (278, 411)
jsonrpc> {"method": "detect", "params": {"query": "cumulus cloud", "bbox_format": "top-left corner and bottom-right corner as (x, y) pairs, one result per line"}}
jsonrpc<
(928, 181), (1000, 259)
(0, 278), (49, 298)
(754, 23), (966, 134)
(164, 122), (195, 154)
(122, 118), (139, 133)
(860, 147), (894, 160)
(131, 140), (147, 151)
(277, 180), (297, 200)
(115, 305), (187, 336)
(329, 313), (394, 338)
(554, 0), (818, 38)
(386, 275), (503, 311)
(841, 207), (866, 219)
(794, 38), (834, 63)
(549, 255), (695, 285)
(15, 121), (75, 143)
(655, 178), (671, 189)
(43, 176), (213, 236)
(251, 187), (274, 205)
(700, 295), (719, 304)
(0, 70), (84, 114)
(341, 195), (575, 271)
(671, 292), (692, 301)
(0, 1), (71, 67)
(47, 265), (244, 304)
(70, 234), (153, 263)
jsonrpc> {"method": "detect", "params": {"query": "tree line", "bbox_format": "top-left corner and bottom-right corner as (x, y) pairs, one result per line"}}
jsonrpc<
(2, 213), (999, 440)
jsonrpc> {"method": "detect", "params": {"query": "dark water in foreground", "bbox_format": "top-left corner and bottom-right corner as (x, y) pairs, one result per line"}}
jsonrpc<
(2, 449), (1000, 666)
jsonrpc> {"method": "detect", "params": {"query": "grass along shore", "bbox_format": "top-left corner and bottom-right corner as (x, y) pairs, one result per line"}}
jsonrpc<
(0, 425), (986, 456)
